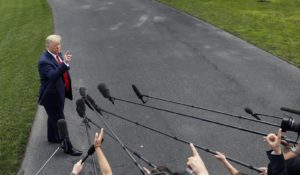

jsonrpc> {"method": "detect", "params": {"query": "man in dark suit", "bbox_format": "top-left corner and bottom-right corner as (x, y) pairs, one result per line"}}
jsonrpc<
(38, 34), (81, 156)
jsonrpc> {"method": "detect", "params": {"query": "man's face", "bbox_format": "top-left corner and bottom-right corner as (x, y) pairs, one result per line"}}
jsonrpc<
(48, 41), (61, 55)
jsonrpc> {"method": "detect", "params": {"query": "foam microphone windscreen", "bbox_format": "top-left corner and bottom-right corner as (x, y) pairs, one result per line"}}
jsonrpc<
(86, 94), (102, 113)
(244, 107), (261, 120)
(79, 87), (87, 97)
(132, 84), (143, 99)
(87, 144), (96, 155)
(82, 144), (96, 163)
(76, 98), (86, 118)
(244, 108), (254, 115)
(97, 83), (110, 99)
(57, 119), (69, 140)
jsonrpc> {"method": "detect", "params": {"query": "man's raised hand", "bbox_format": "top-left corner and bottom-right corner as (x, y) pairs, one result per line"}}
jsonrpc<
(63, 50), (72, 65)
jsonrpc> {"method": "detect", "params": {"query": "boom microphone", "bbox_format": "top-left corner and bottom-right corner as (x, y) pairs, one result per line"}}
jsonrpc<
(82, 145), (96, 163)
(97, 83), (115, 104)
(57, 119), (69, 140)
(244, 108), (261, 120)
(79, 87), (87, 97)
(281, 107), (300, 115)
(83, 91), (145, 174)
(79, 87), (94, 111)
(35, 119), (70, 175)
(132, 84), (146, 103)
(76, 99), (86, 118)
(86, 94), (102, 114)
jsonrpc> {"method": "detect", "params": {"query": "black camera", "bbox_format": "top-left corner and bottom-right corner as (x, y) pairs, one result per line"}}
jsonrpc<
(281, 117), (300, 133)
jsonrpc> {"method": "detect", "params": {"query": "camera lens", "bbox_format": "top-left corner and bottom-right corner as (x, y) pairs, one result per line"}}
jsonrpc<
(281, 118), (293, 132)
(291, 120), (300, 133)
(281, 118), (300, 133)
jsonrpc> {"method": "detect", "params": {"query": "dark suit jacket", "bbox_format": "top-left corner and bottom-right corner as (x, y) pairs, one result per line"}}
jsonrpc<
(266, 150), (288, 175)
(285, 155), (300, 175)
(266, 150), (300, 175)
(38, 51), (73, 107)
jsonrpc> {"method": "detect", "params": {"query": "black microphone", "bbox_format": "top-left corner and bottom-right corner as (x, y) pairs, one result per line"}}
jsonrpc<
(57, 119), (69, 141)
(81, 145), (96, 163)
(35, 120), (68, 175)
(79, 87), (87, 97)
(86, 94), (103, 114)
(76, 98), (86, 118)
(244, 108), (261, 120)
(281, 107), (300, 115)
(97, 83), (115, 104)
(79, 87), (94, 111)
(132, 84), (146, 104)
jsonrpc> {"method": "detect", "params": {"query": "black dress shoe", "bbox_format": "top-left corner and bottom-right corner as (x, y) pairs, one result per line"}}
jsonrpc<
(61, 138), (82, 156)
(64, 147), (82, 156)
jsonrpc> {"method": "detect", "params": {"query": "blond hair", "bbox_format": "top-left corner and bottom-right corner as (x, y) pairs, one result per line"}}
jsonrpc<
(45, 34), (61, 48)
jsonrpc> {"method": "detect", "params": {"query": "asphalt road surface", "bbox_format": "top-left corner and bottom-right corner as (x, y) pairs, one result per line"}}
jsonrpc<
(20, 0), (300, 174)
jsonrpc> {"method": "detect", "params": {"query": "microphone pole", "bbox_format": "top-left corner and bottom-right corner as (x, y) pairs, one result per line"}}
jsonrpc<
(34, 119), (68, 175)
(80, 97), (146, 175)
(98, 85), (298, 143)
(34, 146), (61, 175)
(76, 98), (157, 169)
(101, 84), (280, 127)
(84, 116), (157, 169)
(245, 107), (282, 120)
(100, 93), (294, 141)
(131, 85), (280, 125)
(88, 102), (263, 173)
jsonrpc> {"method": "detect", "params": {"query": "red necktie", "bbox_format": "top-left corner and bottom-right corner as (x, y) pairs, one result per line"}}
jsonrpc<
(55, 55), (70, 92)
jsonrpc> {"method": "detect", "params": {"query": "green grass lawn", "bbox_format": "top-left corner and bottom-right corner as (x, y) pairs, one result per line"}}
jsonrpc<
(0, 0), (53, 174)
(159, 0), (300, 66)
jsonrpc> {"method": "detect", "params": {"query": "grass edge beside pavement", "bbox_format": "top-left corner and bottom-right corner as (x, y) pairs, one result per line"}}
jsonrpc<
(158, 0), (300, 67)
(0, 0), (53, 174)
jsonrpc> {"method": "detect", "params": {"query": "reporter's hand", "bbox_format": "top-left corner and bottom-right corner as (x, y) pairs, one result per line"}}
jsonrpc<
(186, 143), (209, 175)
(72, 160), (84, 175)
(264, 128), (282, 155)
(63, 50), (72, 65)
(258, 167), (267, 175)
(143, 167), (151, 174)
(214, 151), (226, 162)
(94, 128), (104, 147)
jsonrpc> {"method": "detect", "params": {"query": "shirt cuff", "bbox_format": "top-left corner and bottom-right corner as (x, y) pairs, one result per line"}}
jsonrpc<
(63, 62), (69, 67)
(271, 151), (282, 155)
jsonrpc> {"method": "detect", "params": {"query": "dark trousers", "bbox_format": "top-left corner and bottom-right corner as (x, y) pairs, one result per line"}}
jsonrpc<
(44, 104), (65, 142)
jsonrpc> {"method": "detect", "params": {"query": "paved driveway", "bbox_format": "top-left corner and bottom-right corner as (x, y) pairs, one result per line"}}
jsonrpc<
(20, 0), (300, 174)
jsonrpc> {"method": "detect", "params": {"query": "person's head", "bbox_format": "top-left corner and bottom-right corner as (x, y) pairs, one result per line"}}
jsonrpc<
(45, 34), (62, 55)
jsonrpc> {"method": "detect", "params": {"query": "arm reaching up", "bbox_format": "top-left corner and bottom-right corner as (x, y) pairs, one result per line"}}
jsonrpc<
(94, 128), (113, 175)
